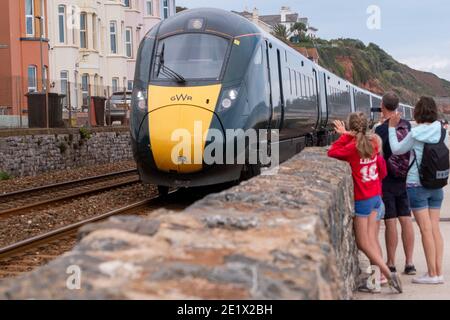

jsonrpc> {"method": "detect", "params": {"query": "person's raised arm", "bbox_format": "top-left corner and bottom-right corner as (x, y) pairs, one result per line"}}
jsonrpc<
(388, 112), (414, 155)
(328, 134), (354, 161)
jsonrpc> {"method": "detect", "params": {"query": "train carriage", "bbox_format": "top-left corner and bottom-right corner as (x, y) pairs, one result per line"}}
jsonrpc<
(130, 8), (414, 192)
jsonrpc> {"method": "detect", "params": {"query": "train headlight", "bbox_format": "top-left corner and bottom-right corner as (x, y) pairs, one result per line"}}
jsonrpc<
(133, 89), (147, 112)
(219, 87), (240, 112)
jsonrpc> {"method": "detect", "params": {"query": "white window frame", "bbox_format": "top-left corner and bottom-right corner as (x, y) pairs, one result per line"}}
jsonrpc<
(110, 21), (117, 54)
(80, 12), (88, 49)
(60, 71), (69, 107)
(58, 5), (66, 44)
(92, 14), (97, 50)
(112, 77), (119, 93)
(146, 1), (153, 16)
(71, 6), (76, 45)
(40, 0), (46, 37)
(127, 80), (134, 91)
(125, 27), (133, 58)
(163, 0), (169, 19)
(25, 0), (35, 36)
(82, 74), (90, 106)
(28, 65), (37, 92)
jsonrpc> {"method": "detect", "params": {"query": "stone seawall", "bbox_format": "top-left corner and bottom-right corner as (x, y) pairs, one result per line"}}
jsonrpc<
(0, 148), (359, 300)
(0, 127), (132, 177)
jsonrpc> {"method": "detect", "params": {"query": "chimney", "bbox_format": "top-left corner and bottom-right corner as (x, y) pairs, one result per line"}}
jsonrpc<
(252, 7), (259, 23)
(280, 6), (291, 23)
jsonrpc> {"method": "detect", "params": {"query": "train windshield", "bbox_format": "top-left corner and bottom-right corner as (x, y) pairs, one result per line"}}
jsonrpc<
(153, 33), (229, 81)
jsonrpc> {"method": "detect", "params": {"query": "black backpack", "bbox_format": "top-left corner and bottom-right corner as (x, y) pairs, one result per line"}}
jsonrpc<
(414, 128), (450, 189)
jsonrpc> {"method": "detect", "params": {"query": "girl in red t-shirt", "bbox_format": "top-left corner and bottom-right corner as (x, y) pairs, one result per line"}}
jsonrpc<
(328, 112), (402, 293)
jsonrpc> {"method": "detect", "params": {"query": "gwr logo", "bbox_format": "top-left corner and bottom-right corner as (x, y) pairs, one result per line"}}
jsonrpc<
(171, 94), (193, 102)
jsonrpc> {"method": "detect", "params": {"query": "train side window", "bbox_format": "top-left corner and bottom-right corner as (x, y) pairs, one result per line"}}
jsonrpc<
(254, 45), (263, 65)
(288, 68), (292, 96)
(294, 71), (298, 96)
(298, 72), (302, 97)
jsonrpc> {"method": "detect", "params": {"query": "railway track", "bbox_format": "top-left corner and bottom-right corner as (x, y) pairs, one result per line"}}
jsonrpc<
(0, 197), (162, 279)
(0, 169), (139, 216)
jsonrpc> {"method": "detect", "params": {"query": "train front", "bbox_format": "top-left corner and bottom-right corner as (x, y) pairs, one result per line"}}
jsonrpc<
(130, 9), (267, 189)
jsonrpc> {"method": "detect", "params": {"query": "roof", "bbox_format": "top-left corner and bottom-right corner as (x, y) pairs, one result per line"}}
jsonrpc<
(294, 47), (320, 62)
(158, 8), (260, 39)
(234, 11), (300, 27)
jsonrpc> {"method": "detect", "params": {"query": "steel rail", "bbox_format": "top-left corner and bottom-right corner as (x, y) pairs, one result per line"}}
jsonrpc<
(0, 197), (159, 260)
(0, 176), (141, 216)
(0, 168), (137, 199)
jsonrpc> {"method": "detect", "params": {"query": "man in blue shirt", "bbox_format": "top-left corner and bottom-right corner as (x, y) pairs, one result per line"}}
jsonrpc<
(375, 92), (416, 275)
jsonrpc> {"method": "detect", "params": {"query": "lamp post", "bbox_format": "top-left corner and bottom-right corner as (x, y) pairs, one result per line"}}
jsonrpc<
(36, 15), (49, 129)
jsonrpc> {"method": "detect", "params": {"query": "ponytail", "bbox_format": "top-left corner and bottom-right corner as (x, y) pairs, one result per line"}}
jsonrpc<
(355, 132), (374, 159)
(348, 112), (376, 159)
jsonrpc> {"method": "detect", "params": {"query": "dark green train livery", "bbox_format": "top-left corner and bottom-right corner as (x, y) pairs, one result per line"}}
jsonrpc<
(130, 8), (414, 192)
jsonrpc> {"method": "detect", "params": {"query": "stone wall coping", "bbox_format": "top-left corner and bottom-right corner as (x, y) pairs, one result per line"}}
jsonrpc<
(0, 126), (130, 138)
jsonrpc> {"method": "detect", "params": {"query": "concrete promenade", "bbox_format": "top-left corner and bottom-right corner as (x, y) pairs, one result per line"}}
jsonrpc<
(356, 185), (450, 300)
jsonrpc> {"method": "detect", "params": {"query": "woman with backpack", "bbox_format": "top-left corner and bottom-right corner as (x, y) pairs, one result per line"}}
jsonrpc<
(389, 97), (449, 285)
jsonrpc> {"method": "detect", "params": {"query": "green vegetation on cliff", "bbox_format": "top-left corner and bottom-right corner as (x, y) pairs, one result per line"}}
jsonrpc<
(292, 38), (450, 104)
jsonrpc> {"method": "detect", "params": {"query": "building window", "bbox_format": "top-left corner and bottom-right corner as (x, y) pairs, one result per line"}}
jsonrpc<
(58, 5), (66, 43)
(43, 66), (48, 90)
(80, 12), (87, 49)
(60, 71), (68, 107)
(146, 1), (153, 15)
(163, 0), (169, 19)
(82, 74), (89, 106)
(123, 0), (130, 8)
(110, 22), (117, 54)
(28, 65), (37, 92)
(127, 80), (134, 91)
(94, 75), (99, 96)
(40, 0), (46, 37)
(71, 6), (76, 45)
(25, 0), (35, 36)
(112, 78), (119, 93)
(125, 27), (133, 58)
(92, 14), (97, 50)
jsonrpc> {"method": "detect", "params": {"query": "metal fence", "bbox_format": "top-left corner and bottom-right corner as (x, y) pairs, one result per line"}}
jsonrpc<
(0, 76), (131, 129)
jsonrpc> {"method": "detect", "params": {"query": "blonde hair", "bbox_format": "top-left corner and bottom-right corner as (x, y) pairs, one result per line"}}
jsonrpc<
(348, 112), (377, 159)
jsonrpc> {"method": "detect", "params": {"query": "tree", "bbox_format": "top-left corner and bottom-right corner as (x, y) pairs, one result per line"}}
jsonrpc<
(290, 22), (308, 42)
(272, 24), (288, 41)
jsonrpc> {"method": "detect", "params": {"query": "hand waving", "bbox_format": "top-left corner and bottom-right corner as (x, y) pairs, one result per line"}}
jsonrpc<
(334, 120), (349, 136)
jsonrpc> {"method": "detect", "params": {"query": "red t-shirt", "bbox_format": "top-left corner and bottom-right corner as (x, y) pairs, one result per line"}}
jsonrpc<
(328, 134), (387, 201)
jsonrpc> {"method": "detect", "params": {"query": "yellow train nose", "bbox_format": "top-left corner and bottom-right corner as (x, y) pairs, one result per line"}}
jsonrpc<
(149, 105), (216, 173)
(148, 84), (222, 174)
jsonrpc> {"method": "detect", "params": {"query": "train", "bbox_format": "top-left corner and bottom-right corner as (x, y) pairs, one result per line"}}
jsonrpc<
(130, 8), (414, 194)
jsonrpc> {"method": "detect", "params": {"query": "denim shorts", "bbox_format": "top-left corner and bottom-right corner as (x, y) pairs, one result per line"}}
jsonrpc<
(355, 196), (383, 218)
(407, 186), (444, 211)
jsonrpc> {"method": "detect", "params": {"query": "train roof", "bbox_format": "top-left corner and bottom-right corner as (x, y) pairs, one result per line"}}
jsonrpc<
(154, 8), (413, 109)
(158, 8), (261, 39)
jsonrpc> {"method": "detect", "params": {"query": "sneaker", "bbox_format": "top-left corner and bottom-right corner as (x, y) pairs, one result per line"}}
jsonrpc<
(357, 280), (381, 293)
(357, 271), (381, 293)
(388, 265), (397, 273)
(412, 273), (440, 284)
(437, 275), (445, 284)
(404, 265), (417, 275)
(388, 272), (403, 293)
(380, 274), (388, 286)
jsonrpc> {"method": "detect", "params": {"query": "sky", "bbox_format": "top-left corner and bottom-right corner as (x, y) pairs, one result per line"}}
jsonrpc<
(177, 0), (450, 82)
